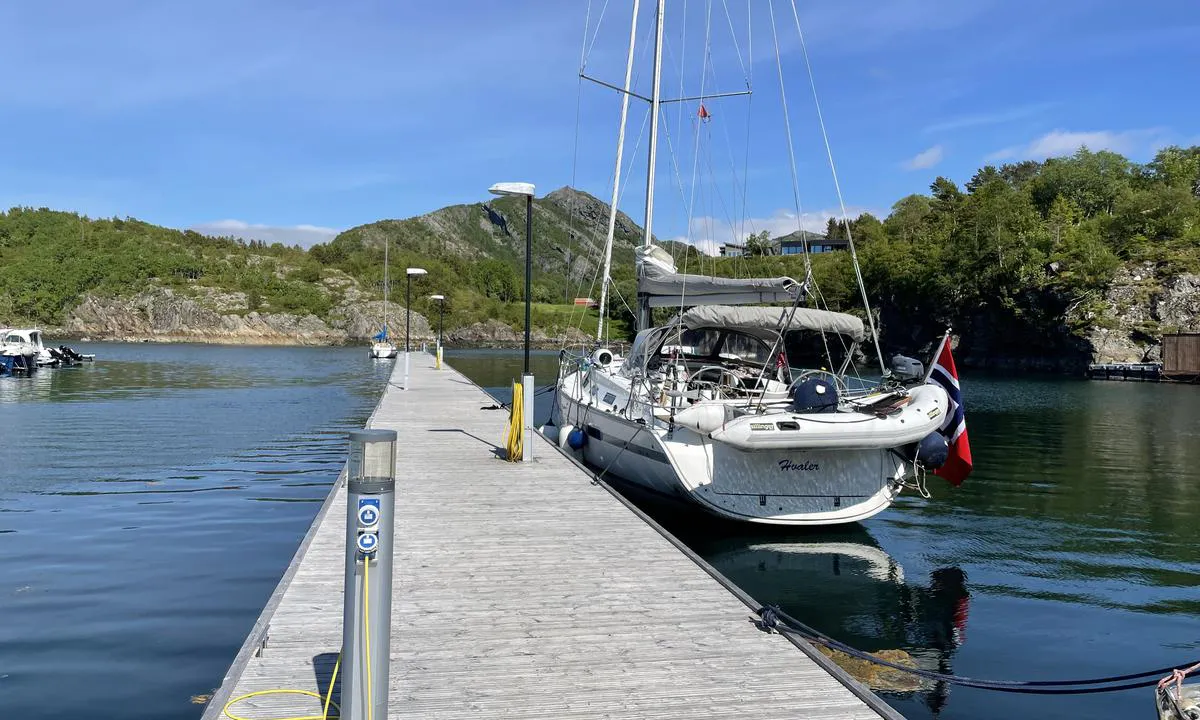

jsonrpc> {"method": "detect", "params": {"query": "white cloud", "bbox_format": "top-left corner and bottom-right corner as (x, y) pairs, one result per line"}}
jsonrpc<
(670, 207), (884, 256)
(903, 145), (945, 170)
(190, 220), (340, 248)
(922, 102), (1056, 134)
(986, 128), (1169, 162)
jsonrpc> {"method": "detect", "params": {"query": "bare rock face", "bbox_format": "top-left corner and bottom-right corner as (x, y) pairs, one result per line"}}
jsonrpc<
(328, 300), (432, 341)
(63, 288), (432, 345)
(1087, 265), (1200, 363)
(1154, 273), (1200, 330)
(448, 319), (521, 344)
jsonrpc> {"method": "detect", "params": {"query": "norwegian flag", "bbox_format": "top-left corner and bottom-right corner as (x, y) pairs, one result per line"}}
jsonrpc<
(926, 333), (973, 486)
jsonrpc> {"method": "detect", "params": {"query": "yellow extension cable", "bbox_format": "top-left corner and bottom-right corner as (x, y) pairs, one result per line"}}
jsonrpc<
(222, 552), (376, 720)
(364, 554), (373, 720)
(504, 380), (523, 462)
(221, 655), (340, 720)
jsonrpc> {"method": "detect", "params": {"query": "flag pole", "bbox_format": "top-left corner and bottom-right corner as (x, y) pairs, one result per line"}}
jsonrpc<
(923, 327), (953, 383)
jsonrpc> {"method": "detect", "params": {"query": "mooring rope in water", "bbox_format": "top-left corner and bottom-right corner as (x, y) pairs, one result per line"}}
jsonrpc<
(755, 605), (1200, 695)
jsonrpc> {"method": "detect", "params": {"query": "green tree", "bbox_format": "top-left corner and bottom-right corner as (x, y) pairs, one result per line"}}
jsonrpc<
(745, 230), (774, 256)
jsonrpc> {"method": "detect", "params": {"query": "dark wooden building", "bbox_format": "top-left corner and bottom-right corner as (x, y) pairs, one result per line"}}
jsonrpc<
(1162, 333), (1200, 382)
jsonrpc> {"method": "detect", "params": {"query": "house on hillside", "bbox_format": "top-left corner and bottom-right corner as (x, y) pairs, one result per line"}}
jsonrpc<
(776, 231), (847, 255)
(718, 242), (745, 257)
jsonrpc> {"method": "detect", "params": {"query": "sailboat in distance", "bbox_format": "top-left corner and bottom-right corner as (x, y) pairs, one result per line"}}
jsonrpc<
(369, 236), (399, 359)
(548, 0), (959, 525)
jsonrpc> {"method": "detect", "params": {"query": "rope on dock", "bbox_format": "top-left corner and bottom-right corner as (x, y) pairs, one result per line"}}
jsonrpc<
(755, 605), (1199, 695)
(504, 380), (525, 461)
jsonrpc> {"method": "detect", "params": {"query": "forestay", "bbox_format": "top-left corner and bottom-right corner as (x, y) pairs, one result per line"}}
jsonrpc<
(637, 246), (802, 307)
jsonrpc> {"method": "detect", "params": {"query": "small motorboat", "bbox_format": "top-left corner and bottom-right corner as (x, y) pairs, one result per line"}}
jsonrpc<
(0, 328), (40, 371)
(0, 328), (95, 367)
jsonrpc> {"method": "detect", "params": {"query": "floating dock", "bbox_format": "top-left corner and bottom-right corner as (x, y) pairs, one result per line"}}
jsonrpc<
(1087, 362), (1163, 381)
(202, 354), (900, 719)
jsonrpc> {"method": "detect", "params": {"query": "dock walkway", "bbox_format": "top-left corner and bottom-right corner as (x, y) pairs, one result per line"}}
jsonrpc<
(203, 355), (898, 719)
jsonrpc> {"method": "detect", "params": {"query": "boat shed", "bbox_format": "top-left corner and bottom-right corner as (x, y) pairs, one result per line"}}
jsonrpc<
(1162, 333), (1200, 382)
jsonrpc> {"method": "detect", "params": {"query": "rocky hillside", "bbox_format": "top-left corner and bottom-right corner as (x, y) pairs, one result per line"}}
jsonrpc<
(63, 286), (433, 345)
(1086, 265), (1200, 363)
(5, 143), (1199, 362)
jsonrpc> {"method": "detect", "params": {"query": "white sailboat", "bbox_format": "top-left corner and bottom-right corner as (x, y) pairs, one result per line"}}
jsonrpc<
(369, 237), (399, 359)
(549, 0), (953, 525)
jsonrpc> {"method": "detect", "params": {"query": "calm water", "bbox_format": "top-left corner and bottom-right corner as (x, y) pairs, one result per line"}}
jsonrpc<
(1, 346), (1196, 719)
(0, 343), (391, 719)
(464, 350), (1200, 720)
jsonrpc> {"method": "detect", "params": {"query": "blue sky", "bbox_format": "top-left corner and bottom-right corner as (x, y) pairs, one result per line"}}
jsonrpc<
(2, 1), (1197, 252)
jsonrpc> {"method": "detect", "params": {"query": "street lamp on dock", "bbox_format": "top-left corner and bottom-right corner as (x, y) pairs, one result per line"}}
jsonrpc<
(429, 294), (445, 369)
(488, 181), (535, 462)
(405, 267), (427, 389)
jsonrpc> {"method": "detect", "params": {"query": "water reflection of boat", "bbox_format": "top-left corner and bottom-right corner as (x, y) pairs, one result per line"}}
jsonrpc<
(653, 508), (967, 710)
(698, 530), (965, 647)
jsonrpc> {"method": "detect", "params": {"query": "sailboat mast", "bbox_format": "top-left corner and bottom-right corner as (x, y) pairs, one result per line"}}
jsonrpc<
(637, 0), (666, 331)
(383, 238), (389, 335)
(596, 0), (641, 343)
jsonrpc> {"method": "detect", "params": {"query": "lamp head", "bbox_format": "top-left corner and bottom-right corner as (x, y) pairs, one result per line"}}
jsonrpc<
(488, 182), (536, 198)
(429, 294), (445, 301)
(406, 268), (427, 276)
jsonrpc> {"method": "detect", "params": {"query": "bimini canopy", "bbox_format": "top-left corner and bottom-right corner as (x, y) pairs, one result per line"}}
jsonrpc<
(637, 245), (802, 307)
(681, 305), (865, 343)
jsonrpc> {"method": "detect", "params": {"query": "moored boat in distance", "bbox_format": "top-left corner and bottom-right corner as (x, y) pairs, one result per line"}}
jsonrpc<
(369, 234), (399, 359)
(0, 328), (95, 369)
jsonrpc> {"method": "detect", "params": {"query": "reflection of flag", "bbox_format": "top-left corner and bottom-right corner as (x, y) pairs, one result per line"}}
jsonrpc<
(775, 352), (789, 383)
(698, 104), (711, 121)
(926, 334), (972, 486)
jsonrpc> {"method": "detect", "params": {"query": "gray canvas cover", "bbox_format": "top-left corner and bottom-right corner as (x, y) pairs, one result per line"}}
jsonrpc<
(680, 305), (866, 342)
(636, 245), (801, 306)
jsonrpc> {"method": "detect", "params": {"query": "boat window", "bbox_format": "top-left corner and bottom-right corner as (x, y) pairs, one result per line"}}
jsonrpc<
(783, 331), (854, 371)
(663, 328), (721, 358)
(720, 332), (773, 364)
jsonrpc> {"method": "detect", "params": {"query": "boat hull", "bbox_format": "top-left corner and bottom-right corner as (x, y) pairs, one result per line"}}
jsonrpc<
(553, 386), (906, 526)
(369, 343), (398, 359)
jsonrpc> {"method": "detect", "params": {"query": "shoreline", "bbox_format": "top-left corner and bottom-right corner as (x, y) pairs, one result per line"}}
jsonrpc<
(44, 332), (589, 352)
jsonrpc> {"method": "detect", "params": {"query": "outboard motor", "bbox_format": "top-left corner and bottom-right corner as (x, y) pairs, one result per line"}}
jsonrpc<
(792, 378), (839, 414)
(890, 354), (924, 384)
(911, 432), (948, 469)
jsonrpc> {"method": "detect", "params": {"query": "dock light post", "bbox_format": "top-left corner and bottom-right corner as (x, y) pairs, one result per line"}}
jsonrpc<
(488, 182), (535, 463)
(343, 429), (396, 720)
(404, 268), (427, 389)
(429, 294), (445, 370)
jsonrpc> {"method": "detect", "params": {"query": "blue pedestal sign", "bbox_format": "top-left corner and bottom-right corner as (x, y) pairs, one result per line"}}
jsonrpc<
(356, 530), (379, 554)
(358, 498), (381, 528)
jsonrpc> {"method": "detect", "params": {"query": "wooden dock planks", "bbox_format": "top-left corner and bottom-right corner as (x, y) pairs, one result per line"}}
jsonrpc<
(202, 354), (898, 720)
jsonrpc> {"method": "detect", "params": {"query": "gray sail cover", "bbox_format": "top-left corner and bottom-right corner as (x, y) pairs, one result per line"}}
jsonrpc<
(681, 305), (866, 342)
(637, 245), (801, 306)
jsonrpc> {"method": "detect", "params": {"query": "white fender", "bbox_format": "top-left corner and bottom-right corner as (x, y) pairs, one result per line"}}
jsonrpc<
(672, 403), (729, 434)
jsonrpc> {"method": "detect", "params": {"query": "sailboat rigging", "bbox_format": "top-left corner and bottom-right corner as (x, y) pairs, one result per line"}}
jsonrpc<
(369, 237), (399, 359)
(549, 0), (963, 525)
